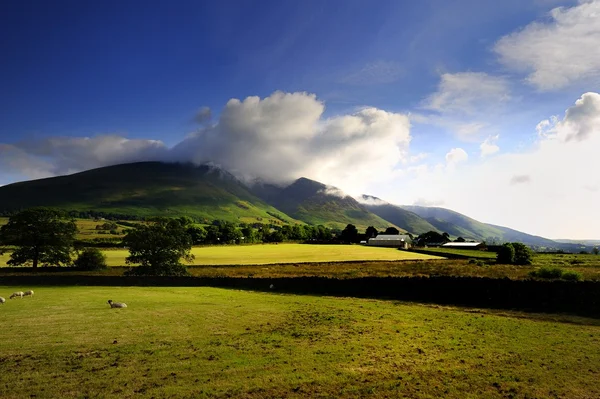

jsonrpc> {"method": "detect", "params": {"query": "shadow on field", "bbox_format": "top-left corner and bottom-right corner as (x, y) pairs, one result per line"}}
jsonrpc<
(1, 274), (599, 318)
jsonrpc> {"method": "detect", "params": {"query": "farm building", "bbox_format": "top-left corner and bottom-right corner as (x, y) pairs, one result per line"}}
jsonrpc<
(368, 234), (413, 249)
(441, 242), (486, 250)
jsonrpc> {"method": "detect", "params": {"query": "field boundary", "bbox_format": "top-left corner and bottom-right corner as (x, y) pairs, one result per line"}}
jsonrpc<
(2, 275), (598, 317)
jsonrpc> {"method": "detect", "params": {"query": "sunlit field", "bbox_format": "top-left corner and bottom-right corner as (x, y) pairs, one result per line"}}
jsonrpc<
(0, 286), (597, 399)
(0, 244), (442, 267)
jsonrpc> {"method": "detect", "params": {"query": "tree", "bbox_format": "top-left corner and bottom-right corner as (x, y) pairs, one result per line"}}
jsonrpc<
(123, 218), (193, 276)
(218, 222), (243, 244)
(186, 226), (207, 245)
(512, 242), (533, 265)
(365, 226), (378, 239)
(455, 237), (466, 242)
(384, 227), (400, 235)
(0, 208), (77, 268)
(593, 247), (599, 255)
(415, 231), (448, 246)
(340, 224), (359, 243)
(74, 248), (107, 270)
(496, 243), (516, 264)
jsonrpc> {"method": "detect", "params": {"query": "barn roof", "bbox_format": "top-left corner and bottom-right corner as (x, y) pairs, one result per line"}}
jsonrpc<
(370, 234), (412, 241)
(442, 242), (483, 247)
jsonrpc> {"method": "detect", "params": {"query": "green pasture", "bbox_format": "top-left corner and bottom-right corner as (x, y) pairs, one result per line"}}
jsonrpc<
(0, 286), (598, 399)
(0, 244), (442, 267)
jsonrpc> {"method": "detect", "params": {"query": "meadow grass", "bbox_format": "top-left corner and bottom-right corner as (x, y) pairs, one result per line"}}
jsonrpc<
(0, 286), (598, 399)
(411, 247), (498, 259)
(0, 244), (442, 267)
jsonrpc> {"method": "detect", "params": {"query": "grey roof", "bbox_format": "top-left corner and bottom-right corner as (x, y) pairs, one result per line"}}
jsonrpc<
(442, 242), (483, 247)
(370, 234), (412, 241)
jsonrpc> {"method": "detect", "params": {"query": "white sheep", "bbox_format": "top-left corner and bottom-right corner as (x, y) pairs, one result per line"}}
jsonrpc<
(23, 290), (34, 297)
(9, 292), (24, 299)
(0, 297), (5, 304)
(107, 299), (127, 308)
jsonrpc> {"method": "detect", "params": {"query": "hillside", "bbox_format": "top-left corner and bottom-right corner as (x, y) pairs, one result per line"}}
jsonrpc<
(0, 162), (297, 225)
(252, 178), (398, 231)
(400, 205), (585, 251)
(400, 205), (504, 241)
(359, 195), (440, 235)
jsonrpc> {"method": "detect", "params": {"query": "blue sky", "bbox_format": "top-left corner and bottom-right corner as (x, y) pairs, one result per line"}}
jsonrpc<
(1, 0), (599, 239)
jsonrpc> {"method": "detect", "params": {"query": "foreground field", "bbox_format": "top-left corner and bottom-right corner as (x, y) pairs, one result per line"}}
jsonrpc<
(0, 244), (442, 267)
(0, 286), (598, 398)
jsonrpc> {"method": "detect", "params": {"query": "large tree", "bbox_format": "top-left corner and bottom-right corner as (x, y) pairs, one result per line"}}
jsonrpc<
(0, 208), (77, 268)
(123, 218), (193, 276)
(365, 226), (378, 239)
(384, 227), (400, 235)
(340, 224), (359, 243)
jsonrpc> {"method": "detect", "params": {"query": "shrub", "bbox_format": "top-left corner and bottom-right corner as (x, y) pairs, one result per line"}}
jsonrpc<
(561, 271), (583, 281)
(512, 243), (533, 265)
(529, 266), (563, 279)
(74, 248), (108, 270)
(496, 243), (515, 264)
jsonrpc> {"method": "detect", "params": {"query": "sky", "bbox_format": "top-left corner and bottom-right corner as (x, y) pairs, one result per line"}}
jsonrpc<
(1, 0), (599, 239)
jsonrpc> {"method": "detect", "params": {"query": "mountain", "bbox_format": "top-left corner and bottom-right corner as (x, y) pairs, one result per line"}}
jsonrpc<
(359, 195), (440, 235)
(0, 162), (297, 224)
(251, 178), (398, 231)
(400, 205), (504, 240)
(399, 204), (587, 250)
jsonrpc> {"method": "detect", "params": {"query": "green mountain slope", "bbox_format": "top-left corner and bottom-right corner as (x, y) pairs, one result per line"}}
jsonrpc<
(252, 178), (399, 231)
(0, 162), (297, 224)
(400, 205), (504, 240)
(399, 205), (576, 249)
(359, 195), (440, 235)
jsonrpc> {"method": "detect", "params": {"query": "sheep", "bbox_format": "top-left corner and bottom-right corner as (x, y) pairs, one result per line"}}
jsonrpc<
(0, 297), (5, 304)
(9, 292), (24, 299)
(23, 290), (34, 297)
(107, 300), (127, 308)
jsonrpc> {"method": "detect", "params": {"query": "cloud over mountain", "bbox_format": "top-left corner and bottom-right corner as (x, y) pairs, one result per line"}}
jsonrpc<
(0, 92), (411, 194)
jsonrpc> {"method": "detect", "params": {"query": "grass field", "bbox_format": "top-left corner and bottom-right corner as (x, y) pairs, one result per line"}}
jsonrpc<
(412, 247), (498, 259)
(0, 286), (598, 398)
(0, 244), (442, 267)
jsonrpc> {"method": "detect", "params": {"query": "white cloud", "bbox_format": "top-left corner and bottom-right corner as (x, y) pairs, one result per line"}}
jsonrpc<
(480, 135), (500, 157)
(510, 175), (532, 185)
(0, 136), (168, 178)
(495, 0), (600, 90)
(193, 106), (212, 124)
(387, 92), (600, 239)
(445, 148), (469, 166)
(0, 91), (411, 195)
(424, 72), (510, 114)
(172, 91), (411, 194)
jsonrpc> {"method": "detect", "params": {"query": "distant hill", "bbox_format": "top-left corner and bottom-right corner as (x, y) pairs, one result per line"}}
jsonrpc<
(251, 178), (398, 231)
(0, 162), (297, 225)
(400, 205), (503, 240)
(359, 195), (440, 235)
(400, 205), (587, 251)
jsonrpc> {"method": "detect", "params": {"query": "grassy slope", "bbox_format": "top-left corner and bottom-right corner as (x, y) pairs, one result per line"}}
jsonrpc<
(257, 178), (397, 231)
(0, 162), (298, 225)
(361, 202), (440, 235)
(401, 205), (503, 240)
(0, 286), (598, 399)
